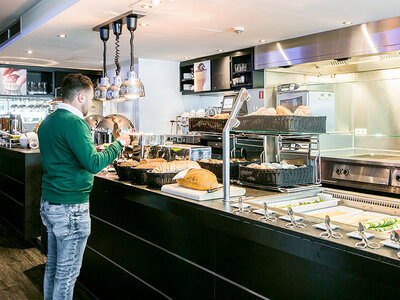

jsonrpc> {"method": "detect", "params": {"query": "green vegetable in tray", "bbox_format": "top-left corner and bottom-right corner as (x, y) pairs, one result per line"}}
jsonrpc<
(371, 223), (400, 232)
(278, 199), (323, 209)
(362, 217), (400, 229)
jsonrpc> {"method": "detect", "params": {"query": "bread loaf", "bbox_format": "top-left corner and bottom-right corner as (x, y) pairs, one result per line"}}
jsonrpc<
(135, 161), (166, 169)
(276, 105), (293, 115)
(138, 158), (167, 165)
(176, 169), (218, 191)
(153, 160), (200, 173)
(294, 106), (312, 116)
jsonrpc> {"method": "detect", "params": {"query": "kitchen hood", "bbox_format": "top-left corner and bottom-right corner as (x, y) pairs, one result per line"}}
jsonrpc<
(255, 16), (400, 70)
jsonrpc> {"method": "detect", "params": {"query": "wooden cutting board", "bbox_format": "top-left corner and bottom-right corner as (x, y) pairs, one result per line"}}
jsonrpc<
(161, 184), (246, 201)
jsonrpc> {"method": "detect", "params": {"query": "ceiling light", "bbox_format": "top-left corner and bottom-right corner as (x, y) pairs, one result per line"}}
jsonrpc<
(107, 21), (123, 101)
(94, 27), (110, 101)
(141, 5), (152, 8)
(217, 49), (224, 52)
(26, 50), (33, 54)
(58, 34), (67, 38)
(4, 61), (10, 64)
(140, 23), (149, 27)
(259, 39), (266, 43)
(120, 15), (145, 101)
(184, 56), (190, 60)
(151, 0), (161, 5)
(343, 21), (352, 25)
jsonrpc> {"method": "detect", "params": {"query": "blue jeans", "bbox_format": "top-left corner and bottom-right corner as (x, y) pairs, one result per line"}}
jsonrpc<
(40, 200), (91, 300)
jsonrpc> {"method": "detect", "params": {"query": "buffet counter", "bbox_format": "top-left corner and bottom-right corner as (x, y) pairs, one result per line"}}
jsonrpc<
(0, 147), (42, 239)
(78, 172), (400, 299)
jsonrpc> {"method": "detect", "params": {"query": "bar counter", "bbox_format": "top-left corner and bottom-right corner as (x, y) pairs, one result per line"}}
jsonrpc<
(79, 173), (400, 299)
(0, 147), (42, 239)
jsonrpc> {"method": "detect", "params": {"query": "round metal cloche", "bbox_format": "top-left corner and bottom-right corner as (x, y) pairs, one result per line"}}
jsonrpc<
(84, 115), (104, 129)
(95, 114), (134, 132)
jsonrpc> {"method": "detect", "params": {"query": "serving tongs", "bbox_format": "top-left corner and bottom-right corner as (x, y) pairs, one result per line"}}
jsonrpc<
(355, 223), (381, 250)
(390, 230), (400, 258)
(232, 197), (251, 214)
(319, 215), (343, 239)
(285, 207), (306, 229)
(259, 202), (277, 222)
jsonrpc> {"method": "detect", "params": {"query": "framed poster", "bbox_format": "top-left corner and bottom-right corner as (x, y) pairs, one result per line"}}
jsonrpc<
(0, 68), (27, 95)
(194, 60), (210, 92)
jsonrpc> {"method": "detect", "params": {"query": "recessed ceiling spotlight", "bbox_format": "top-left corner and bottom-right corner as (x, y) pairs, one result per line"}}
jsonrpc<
(151, 0), (161, 5)
(184, 56), (190, 59)
(4, 61), (10, 64)
(217, 49), (224, 52)
(259, 39), (266, 43)
(140, 23), (149, 27)
(141, 4), (152, 8)
(26, 50), (33, 54)
(343, 21), (352, 25)
(58, 34), (67, 38)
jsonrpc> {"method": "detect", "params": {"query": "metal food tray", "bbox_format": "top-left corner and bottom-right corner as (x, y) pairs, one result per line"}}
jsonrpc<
(235, 115), (326, 133)
(189, 117), (227, 133)
(239, 165), (314, 187)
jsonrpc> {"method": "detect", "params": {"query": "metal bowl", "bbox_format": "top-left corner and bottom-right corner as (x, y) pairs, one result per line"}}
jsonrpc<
(84, 115), (104, 129)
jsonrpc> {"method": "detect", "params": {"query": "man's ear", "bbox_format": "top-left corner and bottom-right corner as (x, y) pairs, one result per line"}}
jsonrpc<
(77, 92), (85, 104)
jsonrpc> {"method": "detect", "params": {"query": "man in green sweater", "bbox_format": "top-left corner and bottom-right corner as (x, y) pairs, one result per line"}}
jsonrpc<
(38, 74), (130, 300)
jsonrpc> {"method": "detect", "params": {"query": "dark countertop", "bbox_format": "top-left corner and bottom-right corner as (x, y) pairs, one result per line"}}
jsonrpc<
(95, 172), (400, 267)
(0, 146), (40, 154)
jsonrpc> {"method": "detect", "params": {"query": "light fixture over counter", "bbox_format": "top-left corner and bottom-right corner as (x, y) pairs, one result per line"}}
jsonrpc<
(93, 10), (146, 102)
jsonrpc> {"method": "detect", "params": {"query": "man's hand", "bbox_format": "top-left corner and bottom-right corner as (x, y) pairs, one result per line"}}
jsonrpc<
(117, 133), (131, 147)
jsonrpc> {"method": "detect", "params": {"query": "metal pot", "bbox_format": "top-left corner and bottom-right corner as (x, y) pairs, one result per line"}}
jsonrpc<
(94, 114), (134, 145)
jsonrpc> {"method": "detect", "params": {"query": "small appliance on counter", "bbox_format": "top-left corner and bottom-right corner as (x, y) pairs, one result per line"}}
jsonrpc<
(146, 144), (211, 161)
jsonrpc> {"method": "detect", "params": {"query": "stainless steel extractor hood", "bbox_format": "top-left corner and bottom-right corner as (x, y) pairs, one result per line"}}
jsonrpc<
(255, 16), (400, 70)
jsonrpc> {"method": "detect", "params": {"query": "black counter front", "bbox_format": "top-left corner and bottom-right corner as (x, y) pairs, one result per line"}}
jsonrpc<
(0, 147), (42, 239)
(79, 174), (400, 299)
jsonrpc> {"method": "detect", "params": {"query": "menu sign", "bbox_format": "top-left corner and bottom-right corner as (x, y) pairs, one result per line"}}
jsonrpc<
(0, 67), (27, 95)
(194, 60), (210, 92)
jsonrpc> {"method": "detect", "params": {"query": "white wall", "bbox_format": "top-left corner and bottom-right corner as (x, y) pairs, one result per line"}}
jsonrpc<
(137, 58), (183, 133)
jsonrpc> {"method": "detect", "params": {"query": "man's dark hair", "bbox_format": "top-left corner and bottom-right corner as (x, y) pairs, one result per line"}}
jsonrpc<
(61, 73), (93, 102)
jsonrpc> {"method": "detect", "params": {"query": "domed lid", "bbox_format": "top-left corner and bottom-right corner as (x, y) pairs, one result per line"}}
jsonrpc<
(84, 115), (104, 129)
(96, 114), (134, 132)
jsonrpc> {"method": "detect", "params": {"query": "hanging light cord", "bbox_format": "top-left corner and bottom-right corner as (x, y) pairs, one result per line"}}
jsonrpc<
(103, 40), (107, 77)
(115, 34), (121, 76)
(130, 31), (134, 72)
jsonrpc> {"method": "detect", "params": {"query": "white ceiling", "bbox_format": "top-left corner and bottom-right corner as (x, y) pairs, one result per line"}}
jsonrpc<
(0, 0), (41, 29)
(0, 0), (400, 70)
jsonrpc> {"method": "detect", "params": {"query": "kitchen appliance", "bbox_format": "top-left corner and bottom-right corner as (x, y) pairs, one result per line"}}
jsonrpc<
(95, 114), (134, 145)
(221, 92), (248, 115)
(277, 88), (335, 131)
(165, 134), (200, 145)
(146, 144), (211, 161)
(321, 153), (400, 195)
(9, 114), (22, 134)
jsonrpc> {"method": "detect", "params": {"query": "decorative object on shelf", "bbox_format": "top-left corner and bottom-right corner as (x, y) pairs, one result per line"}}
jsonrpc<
(94, 27), (110, 101)
(0, 68), (27, 95)
(120, 14), (145, 101)
(106, 21), (123, 101)
(194, 60), (210, 92)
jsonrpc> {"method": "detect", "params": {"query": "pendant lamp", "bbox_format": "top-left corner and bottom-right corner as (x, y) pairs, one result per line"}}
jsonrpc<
(94, 27), (110, 101)
(106, 21), (123, 101)
(120, 14), (145, 101)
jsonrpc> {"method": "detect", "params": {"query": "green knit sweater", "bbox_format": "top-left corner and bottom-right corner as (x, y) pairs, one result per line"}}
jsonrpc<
(38, 109), (123, 204)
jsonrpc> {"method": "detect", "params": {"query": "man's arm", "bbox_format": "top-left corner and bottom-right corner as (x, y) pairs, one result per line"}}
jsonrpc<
(66, 119), (123, 174)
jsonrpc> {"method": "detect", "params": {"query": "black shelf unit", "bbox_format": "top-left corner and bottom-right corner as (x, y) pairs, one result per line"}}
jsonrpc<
(0, 63), (102, 98)
(179, 47), (264, 94)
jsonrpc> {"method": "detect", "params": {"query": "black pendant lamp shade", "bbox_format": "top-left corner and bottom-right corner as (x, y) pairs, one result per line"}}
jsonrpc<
(106, 21), (123, 101)
(94, 27), (110, 101)
(120, 14), (145, 101)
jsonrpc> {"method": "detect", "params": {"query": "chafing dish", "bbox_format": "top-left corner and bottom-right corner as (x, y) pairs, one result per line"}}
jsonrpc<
(95, 114), (134, 145)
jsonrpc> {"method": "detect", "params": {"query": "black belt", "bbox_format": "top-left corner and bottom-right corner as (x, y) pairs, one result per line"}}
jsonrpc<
(48, 202), (61, 205)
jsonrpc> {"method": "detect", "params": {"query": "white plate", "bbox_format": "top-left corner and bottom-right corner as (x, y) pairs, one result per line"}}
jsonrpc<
(279, 215), (303, 222)
(346, 231), (375, 239)
(253, 209), (275, 216)
(304, 206), (363, 218)
(312, 223), (340, 231)
(380, 239), (400, 249)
